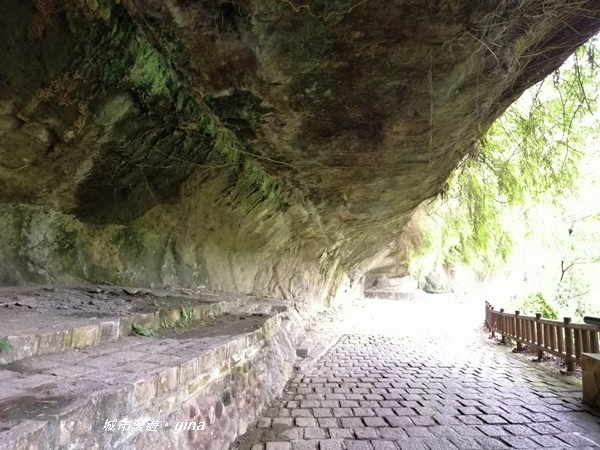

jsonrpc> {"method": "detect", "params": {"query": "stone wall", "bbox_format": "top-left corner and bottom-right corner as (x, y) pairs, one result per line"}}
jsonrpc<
(0, 311), (302, 450)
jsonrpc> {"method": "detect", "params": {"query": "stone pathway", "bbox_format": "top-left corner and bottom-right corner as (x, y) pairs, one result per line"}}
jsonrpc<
(233, 298), (600, 450)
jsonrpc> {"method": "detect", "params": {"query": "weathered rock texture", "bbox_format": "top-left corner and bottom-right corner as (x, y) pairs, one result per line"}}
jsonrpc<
(1, 0), (599, 304)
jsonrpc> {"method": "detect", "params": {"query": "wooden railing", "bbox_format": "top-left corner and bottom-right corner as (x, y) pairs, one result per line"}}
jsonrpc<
(485, 301), (600, 371)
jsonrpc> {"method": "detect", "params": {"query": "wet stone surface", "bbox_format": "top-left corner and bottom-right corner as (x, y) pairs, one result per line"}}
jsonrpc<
(234, 299), (600, 450)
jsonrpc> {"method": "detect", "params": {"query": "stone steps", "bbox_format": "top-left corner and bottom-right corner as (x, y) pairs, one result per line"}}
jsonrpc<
(0, 286), (252, 364)
(0, 288), (304, 450)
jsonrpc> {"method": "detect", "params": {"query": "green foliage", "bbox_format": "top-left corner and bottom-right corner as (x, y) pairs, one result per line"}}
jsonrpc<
(0, 337), (13, 352)
(406, 41), (600, 283)
(521, 292), (559, 319)
(132, 323), (157, 337)
(181, 305), (196, 325)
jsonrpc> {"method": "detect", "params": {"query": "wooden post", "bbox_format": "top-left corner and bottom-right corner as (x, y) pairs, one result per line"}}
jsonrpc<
(500, 308), (506, 344)
(515, 311), (523, 351)
(592, 331), (599, 353)
(535, 313), (543, 361)
(575, 328), (583, 364)
(564, 317), (574, 372)
(484, 302), (487, 329)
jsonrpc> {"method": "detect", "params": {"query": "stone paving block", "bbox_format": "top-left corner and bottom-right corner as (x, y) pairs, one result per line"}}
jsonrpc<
(360, 401), (379, 408)
(304, 428), (328, 439)
(317, 418), (338, 428)
(476, 425), (510, 437)
(371, 441), (397, 450)
(329, 429), (353, 439)
(455, 415), (483, 425)
(341, 418), (364, 428)
(302, 401), (320, 408)
(353, 407), (375, 416)
(273, 428), (301, 441)
(448, 436), (483, 449)
(319, 439), (344, 450)
(526, 412), (553, 422)
(266, 443), (291, 450)
(380, 401), (400, 408)
(273, 418), (294, 427)
(500, 435), (542, 448)
(530, 434), (576, 447)
(292, 409), (313, 418)
(475, 437), (510, 449)
(556, 432), (600, 446)
(479, 414), (508, 425)
(427, 426), (459, 437)
(345, 440), (372, 450)
(363, 417), (387, 427)
(434, 406), (460, 415)
(354, 428), (379, 440)
(551, 420), (590, 433)
(526, 422), (561, 434)
(502, 424), (537, 436)
(410, 416), (435, 426)
(395, 439), (428, 450)
(374, 408), (396, 417)
(292, 441), (319, 450)
(422, 438), (459, 450)
(296, 418), (317, 427)
(332, 408), (353, 417)
(458, 406), (480, 415)
(451, 425), (485, 437)
(313, 408), (332, 418)
(413, 407), (436, 416)
(404, 427), (433, 438)
(478, 406), (507, 415)
(499, 413), (530, 424)
(379, 428), (408, 440)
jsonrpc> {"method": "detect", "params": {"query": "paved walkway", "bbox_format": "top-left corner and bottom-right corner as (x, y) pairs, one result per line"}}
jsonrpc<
(234, 297), (600, 449)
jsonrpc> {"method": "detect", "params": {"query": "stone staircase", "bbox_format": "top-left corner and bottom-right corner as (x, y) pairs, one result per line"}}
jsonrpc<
(0, 286), (304, 450)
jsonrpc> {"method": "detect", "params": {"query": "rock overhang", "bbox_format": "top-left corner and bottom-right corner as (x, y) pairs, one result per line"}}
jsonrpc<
(0, 0), (599, 298)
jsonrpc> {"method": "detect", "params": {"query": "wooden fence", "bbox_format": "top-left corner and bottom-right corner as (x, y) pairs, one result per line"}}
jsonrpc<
(485, 301), (600, 371)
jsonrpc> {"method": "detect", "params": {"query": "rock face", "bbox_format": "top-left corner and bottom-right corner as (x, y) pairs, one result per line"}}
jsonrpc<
(1, 0), (599, 305)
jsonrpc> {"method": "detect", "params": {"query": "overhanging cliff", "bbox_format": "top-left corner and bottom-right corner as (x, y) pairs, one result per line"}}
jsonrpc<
(1, 0), (599, 305)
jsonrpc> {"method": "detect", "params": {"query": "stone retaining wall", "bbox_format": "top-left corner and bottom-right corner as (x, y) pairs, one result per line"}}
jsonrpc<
(0, 310), (302, 450)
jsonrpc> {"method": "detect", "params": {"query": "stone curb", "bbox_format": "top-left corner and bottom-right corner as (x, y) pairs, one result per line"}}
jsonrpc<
(0, 297), (250, 365)
(294, 330), (343, 373)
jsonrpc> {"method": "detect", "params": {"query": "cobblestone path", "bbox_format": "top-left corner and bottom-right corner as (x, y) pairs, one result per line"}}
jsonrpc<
(233, 298), (600, 450)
